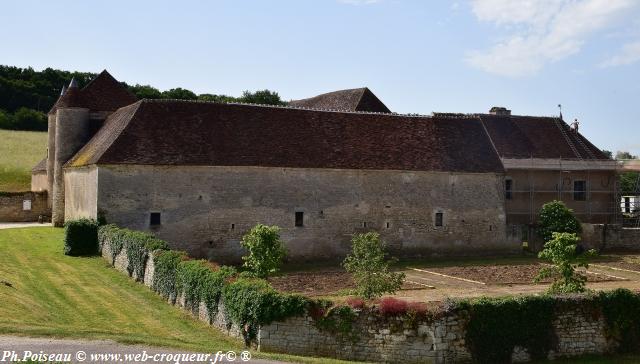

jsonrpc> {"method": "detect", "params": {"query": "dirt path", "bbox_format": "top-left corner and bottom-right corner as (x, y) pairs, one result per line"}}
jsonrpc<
(0, 335), (282, 363)
(0, 222), (51, 229)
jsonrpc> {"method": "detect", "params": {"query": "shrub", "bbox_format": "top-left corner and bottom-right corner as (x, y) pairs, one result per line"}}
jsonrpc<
(175, 260), (236, 316)
(379, 297), (409, 316)
(63, 219), (98, 256)
(240, 224), (287, 278)
(458, 295), (556, 363)
(98, 224), (168, 279)
(222, 278), (308, 342)
(536, 232), (596, 294)
(343, 232), (405, 299)
(345, 297), (366, 309)
(538, 200), (582, 243)
(152, 250), (187, 303)
(599, 288), (640, 352)
(312, 304), (358, 341)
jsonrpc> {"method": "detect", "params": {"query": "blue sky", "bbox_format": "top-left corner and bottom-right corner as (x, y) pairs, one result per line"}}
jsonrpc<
(1, 0), (639, 155)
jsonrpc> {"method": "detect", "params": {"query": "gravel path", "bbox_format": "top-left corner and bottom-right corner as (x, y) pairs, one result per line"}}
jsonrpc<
(0, 222), (51, 229)
(0, 336), (284, 363)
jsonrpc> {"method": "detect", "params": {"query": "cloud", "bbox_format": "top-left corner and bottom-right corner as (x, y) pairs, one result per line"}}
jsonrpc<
(338, 0), (381, 4)
(600, 41), (640, 67)
(467, 0), (637, 77)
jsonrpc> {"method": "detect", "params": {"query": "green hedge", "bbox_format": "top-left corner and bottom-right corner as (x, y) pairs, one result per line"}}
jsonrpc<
(457, 295), (557, 363)
(152, 250), (186, 303)
(222, 278), (309, 341)
(64, 219), (99, 256)
(98, 224), (168, 280)
(175, 260), (236, 319)
(599, 289), (640, 352)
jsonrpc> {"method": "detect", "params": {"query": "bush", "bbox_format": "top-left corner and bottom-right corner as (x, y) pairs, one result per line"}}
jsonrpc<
(536, 232), (596, 294)
(538, 200), (582, 243)
(152, 250), (187, 303)
(240, 224), (287, 278)
(458, 295), (557, 363)
(63, 219), (98, 256)
(379, 297), (409, 316)
(345, 297), (366, 309)
(343, 232), (405, 299)
(599, 288), (640, 352)
(222, 278), (308, 342)
(175, 259), (236, 316)
(97, 224), (168, 279)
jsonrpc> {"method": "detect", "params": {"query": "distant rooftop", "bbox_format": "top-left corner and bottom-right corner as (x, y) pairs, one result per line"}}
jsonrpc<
(289, 87), (391, 113)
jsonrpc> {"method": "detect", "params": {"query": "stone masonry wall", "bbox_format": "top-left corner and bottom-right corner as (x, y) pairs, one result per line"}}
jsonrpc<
(580, 224), (640, 252)
(99, 232), (619, 363)
(92, 164), (514, 263)
(0, 191), (49, 222)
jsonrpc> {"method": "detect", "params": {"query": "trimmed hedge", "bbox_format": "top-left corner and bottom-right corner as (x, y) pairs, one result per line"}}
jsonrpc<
(222, 278), (309, 341)
(175, 260), (236, 318)
(64, 219), (99, 256)
(153, 250), (186, 303)
(98, 224), (168, 280)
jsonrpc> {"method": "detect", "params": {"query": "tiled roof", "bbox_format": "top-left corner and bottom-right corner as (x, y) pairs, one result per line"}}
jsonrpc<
(477, 114), (609, 160)
(68, 100), (503, 173)
(49, 70), (137, 114)
(32, 157), (47, 172)
(289, 87), (391, 113)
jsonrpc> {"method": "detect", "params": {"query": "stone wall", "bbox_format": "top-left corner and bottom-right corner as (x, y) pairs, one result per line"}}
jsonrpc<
(580, 224), (640, 252)
(0, 191), (50, 222)
(98, 229), (621, 364)
(88, 164), (514, 263)
(64, 166), (98, 221)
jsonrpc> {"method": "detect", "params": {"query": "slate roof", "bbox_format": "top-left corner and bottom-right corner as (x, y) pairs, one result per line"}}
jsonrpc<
(32, 157), (47, 172)
(48, 70), (137, 114)
(68, 100), (503, 173)
(289, 88), (391, 113)
(477, 114), (609, 160)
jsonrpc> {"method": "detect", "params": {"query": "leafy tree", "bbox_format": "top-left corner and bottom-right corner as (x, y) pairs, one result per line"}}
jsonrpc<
(239, 89), (286, 106)
(128, 84), (162, 99)
(535, 232), (596, 293)
(619, 172), (639, 197)
(11, 107), (47, 131)
(616, 151), (637, 160)
(537, 200), (582, 243)
(343, 232), (405, 299)
(602, 150), (613, 159)
(240, 224), (287, 278)
(0, 109), (11, 129)
(161, 87), (198, 100)
(198, 93), (237, 103)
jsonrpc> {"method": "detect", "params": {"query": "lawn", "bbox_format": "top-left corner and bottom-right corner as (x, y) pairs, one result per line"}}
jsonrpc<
(0, 129), (47, 191)
(0, 227), (350, 363)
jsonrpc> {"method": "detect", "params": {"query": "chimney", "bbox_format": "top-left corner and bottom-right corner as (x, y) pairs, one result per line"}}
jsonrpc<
(489, 106), (511, 116)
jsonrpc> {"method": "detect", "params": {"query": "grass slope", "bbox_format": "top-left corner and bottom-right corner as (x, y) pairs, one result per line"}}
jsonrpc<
(0, 227), (352, 363)
(0, 129), (47, 191)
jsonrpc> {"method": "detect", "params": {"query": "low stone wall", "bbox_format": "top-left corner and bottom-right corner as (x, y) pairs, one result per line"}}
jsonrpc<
(0, 191), (50, 222)
(581, 224), (640, 252)
(99, 232), (623, 363)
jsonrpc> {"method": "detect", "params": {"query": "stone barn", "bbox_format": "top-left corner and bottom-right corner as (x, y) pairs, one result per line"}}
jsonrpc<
(34, 71), (617, 262)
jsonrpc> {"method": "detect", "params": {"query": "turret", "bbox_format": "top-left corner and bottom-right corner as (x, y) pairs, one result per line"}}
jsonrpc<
(50, 78), (91, 226)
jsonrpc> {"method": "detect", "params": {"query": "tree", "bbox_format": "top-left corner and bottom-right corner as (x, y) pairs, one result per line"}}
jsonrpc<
(11, 107), (47, 131)
(240, 224), (287, 278)
(343, 232), (405, 299)
(128, 84), (162, 99)
(535, 232), (596, 293)
(601, 150), (613, 159)
(537, 200), (582, 243)
(238, 90), (286, 106)
(616, 151), (637, 160)
(161, 87), (198, 100)
(620, 172), (640, 196)
(0, 109), (11, 129)
(198, 93), (237, 103)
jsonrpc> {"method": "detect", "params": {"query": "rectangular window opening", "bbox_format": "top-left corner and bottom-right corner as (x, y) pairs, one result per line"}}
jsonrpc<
(573, 180), (586, 201)
(386, 222), (390, 229)
(231, 223), (235, 230)
(150, 212), (161, 226)
(362, 222), (367, 228)
(505, 178), (513, 200)
(435, 212), (443, 227)
(295, 211), (304, 227)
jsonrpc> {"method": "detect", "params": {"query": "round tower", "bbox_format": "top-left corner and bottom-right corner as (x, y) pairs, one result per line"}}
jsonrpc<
(51, 78), (91, 226)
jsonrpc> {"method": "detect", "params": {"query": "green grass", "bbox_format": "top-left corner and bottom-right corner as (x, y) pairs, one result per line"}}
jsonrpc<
(0, 129), (47, 191)
(0, 227), (352, 363)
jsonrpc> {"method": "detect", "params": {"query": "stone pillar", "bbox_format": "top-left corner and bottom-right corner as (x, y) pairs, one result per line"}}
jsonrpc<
(46, 113), (56, 208)
(51, 108), (90, 227)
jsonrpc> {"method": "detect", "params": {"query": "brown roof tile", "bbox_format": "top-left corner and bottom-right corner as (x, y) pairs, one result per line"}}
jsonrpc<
(69, 100), (503, 173)
(289, 87), (391, 113)
(32, 157), (47, 172)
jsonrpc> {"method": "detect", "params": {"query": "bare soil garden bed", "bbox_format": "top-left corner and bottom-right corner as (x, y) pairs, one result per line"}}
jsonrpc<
(425, 264), (621, 285)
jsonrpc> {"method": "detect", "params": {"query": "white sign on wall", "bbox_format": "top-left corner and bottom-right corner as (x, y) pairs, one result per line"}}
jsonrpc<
(23, 199), (32, 211)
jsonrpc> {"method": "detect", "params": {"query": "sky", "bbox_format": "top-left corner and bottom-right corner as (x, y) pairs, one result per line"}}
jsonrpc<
(1, 0), (639, 155)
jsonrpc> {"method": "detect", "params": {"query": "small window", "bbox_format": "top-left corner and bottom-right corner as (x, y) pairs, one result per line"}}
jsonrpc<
(150, 212), (161, 226)
(435, 212), (443, 227)
(573, 180), (586, 201)
(362, 222), (367, 228)
(386, 222), (390, 229)
(295, 211), (304, 227)
(505, 178), (513, 200)
(231, 223), (235, 230)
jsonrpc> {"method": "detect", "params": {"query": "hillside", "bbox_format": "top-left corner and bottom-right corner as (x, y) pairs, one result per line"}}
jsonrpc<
(0, 129), (47, 191)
